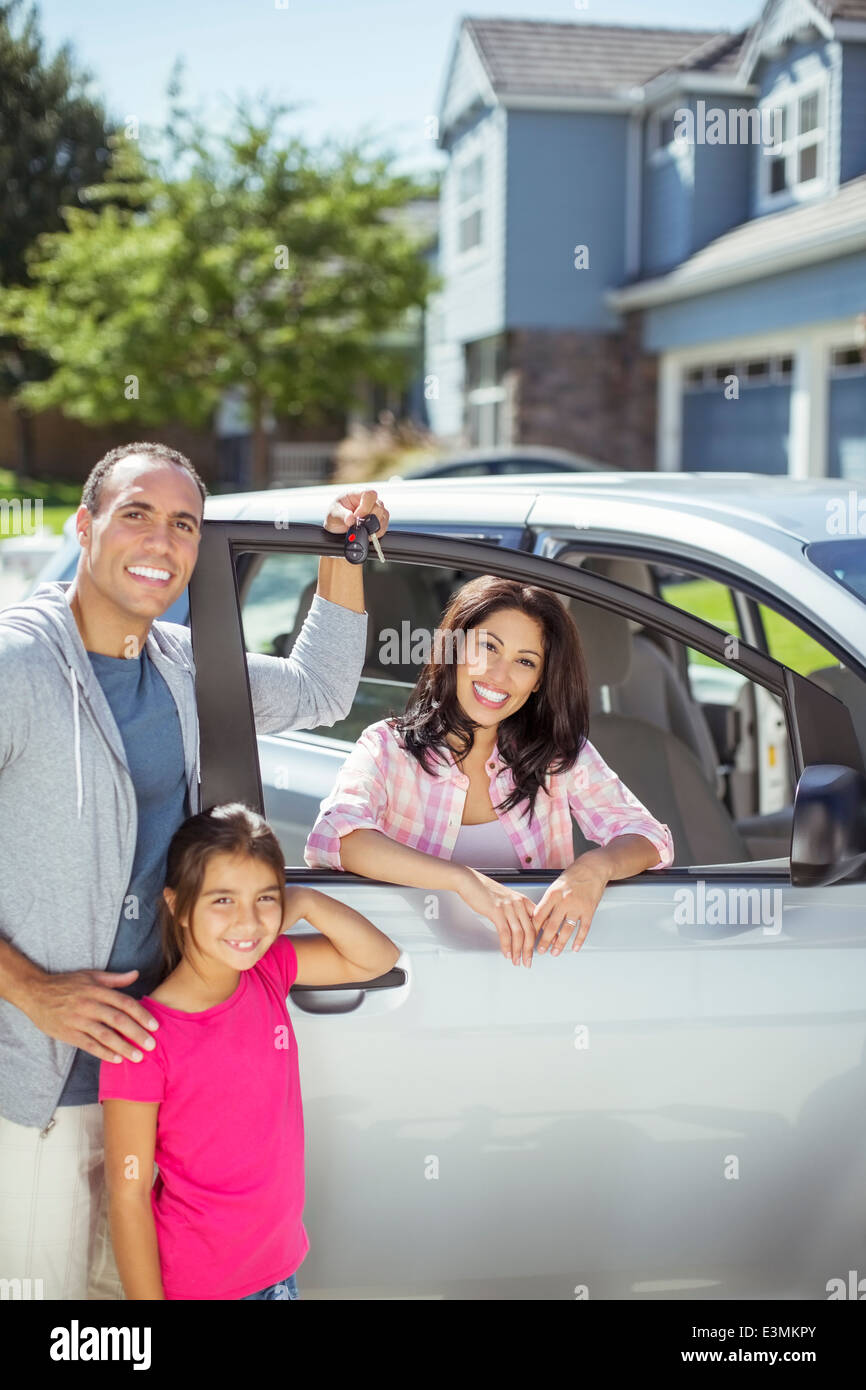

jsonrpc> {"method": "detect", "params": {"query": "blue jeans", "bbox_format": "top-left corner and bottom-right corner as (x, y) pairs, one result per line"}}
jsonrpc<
(242, 1271), (299, 1300)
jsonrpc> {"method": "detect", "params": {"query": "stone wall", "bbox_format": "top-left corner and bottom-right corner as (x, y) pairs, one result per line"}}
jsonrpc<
(506, 314), (657, 470)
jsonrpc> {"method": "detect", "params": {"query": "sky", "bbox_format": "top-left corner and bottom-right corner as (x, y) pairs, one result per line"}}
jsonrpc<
(36, 0), (764, 175)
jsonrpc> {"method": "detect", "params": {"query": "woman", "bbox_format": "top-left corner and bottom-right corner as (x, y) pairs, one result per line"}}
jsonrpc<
(305, 576), (673, 967)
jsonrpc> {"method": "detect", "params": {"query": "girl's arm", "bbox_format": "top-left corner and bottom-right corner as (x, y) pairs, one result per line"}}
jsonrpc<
(284, 885), (402, 987)
(102, 1098), (165, 1300)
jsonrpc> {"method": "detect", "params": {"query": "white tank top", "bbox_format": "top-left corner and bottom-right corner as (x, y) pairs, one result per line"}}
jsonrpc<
(450, 818), (522, 869)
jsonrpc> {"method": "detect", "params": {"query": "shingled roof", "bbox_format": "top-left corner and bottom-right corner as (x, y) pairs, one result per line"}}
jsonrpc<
(463, 19), (751, 98)
(610, 172), (866, 307)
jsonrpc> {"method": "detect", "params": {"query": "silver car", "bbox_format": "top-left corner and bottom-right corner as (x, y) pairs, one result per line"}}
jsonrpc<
(29, 473), (866, 1299)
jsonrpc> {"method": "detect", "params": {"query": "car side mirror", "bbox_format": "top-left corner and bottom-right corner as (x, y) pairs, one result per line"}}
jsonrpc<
(790, 764), (866, 887)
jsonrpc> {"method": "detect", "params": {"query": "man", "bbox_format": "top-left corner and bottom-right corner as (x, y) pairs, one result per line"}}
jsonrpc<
(0, 441), (389, 1300)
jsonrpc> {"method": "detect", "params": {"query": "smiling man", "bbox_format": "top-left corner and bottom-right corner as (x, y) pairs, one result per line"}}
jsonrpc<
(0, 441), (388, 1301)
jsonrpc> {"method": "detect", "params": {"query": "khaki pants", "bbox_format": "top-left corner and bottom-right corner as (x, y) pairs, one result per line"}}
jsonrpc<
(0, 1103), (126, 1300)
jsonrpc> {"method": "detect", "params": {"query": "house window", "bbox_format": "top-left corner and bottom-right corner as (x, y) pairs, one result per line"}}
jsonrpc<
(648, 103), (687, 163)
(455, 153), (484, 255)
(758, 78), (826, 208)
(464, 334), (507, 446)
(458, 209), (482, 253)
(746, 359), (770, 382)
(684, 367), (706, 391)
(682, 355), (795, 391)
(831, 346), (866, 376)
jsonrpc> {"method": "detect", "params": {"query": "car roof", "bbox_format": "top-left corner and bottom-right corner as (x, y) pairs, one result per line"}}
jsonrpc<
(201, 473), (847, 546)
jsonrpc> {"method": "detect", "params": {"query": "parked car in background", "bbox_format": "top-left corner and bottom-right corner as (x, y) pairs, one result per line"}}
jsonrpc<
(25, 471), (866, 1298)
(400, 445), (611, 479)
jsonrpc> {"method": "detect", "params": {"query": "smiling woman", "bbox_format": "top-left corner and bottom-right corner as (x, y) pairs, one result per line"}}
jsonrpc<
(304, 574), (674, 965)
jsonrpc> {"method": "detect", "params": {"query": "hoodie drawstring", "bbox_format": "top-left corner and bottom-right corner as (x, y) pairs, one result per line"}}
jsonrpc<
(68, 665), (83, 819)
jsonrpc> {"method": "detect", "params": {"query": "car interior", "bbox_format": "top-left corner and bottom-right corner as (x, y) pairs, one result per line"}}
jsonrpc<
(241, 546), (813, 869)
(557, 555), (793, 865)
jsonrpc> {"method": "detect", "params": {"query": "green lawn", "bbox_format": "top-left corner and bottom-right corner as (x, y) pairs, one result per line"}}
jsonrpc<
(660, 578), (838, 679)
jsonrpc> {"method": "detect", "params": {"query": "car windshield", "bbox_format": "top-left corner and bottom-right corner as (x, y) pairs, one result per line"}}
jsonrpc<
(806, 539), (866, 604)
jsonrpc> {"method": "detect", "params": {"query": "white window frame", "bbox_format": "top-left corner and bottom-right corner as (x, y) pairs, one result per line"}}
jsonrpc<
(756, 75), (828, 213)
(453, 150), (485, 261)
(648, 100), (691, 166)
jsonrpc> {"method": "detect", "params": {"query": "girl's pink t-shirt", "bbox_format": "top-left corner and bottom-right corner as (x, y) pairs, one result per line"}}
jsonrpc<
(99, 932), (309, 1300)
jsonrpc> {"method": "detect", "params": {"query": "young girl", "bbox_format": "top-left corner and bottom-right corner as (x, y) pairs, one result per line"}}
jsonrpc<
(99, 801), (400, 1301)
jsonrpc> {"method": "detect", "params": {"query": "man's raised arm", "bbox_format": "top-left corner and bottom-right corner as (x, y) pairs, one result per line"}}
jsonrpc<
(247, 489), (389, 733)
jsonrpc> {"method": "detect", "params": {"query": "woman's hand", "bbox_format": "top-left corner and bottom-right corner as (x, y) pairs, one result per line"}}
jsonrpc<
(532, 855), (610, 955)
(454, 866), (539, 967)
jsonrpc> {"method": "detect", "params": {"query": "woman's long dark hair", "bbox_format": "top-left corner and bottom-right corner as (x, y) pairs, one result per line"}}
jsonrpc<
(392, 576), (590, 822)
(158, 803), (286, 978)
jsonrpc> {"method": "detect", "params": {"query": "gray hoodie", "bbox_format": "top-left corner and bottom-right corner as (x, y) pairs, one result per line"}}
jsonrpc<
(0, 580), (366, 1128)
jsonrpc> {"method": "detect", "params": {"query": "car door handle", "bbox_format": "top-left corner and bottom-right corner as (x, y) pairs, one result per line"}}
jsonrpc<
(289, 966), (407, 1014)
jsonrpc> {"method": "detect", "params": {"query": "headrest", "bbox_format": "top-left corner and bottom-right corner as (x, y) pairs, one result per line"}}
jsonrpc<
(567, 596), (632, 687)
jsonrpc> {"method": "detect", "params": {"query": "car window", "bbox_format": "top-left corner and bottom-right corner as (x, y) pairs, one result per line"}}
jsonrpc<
(239, 549), (800, 869)
(239, 555), (479, 861)
(240, 552), (320, 655)
(561, 593), (794, 866)
(657, 572), (742, 688)
(755, 604), (839, 677)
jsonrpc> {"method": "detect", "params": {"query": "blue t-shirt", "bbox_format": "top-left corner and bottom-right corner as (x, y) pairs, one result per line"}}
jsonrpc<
(58, 647), (188, 1105)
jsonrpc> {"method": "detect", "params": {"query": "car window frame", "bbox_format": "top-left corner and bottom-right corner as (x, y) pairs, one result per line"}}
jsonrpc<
(534, 535), (866, 684)
(189, 521), (865, 874)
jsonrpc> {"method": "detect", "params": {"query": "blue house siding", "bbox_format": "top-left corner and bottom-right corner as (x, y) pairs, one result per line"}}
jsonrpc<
(691, 111), (752, 252)
(505, 110), (628, 331)
(840, 41), (866, 184)
(828, 375), (866, 479)
(642, 131), (694, 275)
(438, 107), (507, 347)
(682, 385), (790, 473)
(643, 250), (866, 352)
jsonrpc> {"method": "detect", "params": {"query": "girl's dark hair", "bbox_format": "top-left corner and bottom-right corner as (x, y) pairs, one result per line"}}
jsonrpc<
(392, 576), (590, 822)
(158, 803), (286, 977)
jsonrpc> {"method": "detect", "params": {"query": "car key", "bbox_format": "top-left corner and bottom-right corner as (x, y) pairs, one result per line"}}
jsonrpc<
(344, 514), (384, 564)
(364, 514), (385, 562)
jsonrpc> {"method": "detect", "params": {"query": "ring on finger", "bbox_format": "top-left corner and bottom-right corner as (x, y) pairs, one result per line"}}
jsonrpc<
(552, 916), (579, 953)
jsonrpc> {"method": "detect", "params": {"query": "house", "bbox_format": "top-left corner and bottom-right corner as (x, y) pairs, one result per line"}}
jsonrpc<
(426, 0), (866, 477)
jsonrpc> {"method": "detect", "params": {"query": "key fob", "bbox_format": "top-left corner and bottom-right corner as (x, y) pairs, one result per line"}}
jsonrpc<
(344, 520), (370, 564)
(344, 514), (380, 564)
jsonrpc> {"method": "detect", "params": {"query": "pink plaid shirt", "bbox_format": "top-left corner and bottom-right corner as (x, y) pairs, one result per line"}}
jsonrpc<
(304, 719), (674, 873)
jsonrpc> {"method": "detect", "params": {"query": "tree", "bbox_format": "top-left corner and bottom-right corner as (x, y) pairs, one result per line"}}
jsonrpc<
(0, 94), (440, 487)
(0, 0), (114, 476)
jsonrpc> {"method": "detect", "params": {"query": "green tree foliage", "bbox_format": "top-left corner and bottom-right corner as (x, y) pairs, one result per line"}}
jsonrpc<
(1, 86), (439, 486)
(0, 0), (114, 471)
